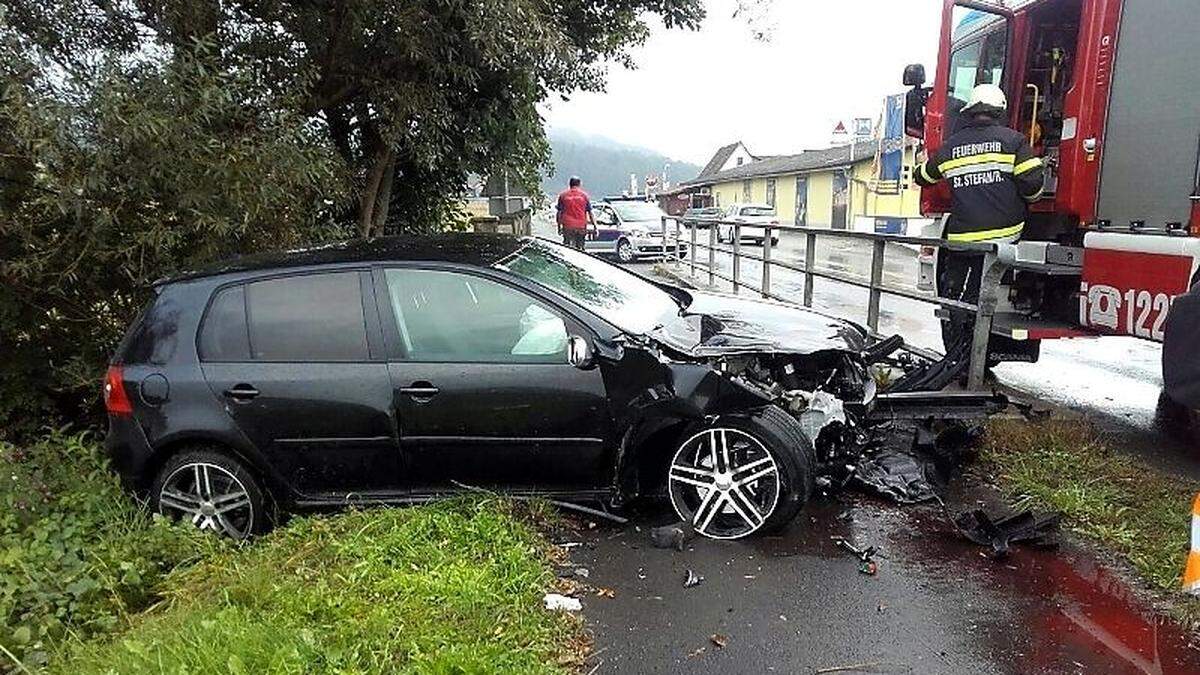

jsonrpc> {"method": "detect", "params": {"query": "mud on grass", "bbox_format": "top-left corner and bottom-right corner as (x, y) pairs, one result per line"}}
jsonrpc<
(983, 418), (1200, 627)
(55, 498), (588, 673)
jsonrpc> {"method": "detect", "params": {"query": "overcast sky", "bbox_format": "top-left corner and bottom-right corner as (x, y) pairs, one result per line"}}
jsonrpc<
(541, 0), (942, 166)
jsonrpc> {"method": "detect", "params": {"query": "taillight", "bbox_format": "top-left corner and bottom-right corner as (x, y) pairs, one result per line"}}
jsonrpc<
(104, 365), (133, 417)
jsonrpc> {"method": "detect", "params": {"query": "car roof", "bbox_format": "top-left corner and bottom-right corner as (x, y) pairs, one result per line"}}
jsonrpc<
(158, 232), (526, 286)
(730, 203), (773, 210)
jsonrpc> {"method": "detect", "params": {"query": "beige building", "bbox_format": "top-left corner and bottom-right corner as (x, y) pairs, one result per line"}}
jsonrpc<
(681, 140), (924, 229)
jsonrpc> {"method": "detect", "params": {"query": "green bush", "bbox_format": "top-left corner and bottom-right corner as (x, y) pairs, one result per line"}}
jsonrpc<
(0, 430), (216, 670)
(58, 500), (579, 674)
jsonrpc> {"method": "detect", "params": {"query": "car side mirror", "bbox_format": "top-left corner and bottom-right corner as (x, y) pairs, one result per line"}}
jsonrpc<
(567, 335), (594, 369)
(903, 63), (926, 87)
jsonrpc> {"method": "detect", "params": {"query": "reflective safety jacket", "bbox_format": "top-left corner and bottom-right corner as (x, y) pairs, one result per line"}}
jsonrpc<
(914, 118), (1045, 242)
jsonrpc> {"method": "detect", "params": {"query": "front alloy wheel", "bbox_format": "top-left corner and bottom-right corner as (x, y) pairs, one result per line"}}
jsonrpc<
(668, 427), (782, 539)
(152, 449), (265, 540)
(616, 238), (635, 263)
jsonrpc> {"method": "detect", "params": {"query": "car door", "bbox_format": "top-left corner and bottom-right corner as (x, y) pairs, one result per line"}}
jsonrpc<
(198, 270), (401, 497)
(590, 204), (621, 253)
(374, 265), (615, 492)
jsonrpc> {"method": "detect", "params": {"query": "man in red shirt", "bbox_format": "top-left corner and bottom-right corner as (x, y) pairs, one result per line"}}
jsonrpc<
(555, 176), (594, 251)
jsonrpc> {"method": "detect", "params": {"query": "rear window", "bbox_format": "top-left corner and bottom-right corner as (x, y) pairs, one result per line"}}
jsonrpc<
(740, 207), (774, 217)
(119, 291), (180, 365)
(245, 272), (369, 361)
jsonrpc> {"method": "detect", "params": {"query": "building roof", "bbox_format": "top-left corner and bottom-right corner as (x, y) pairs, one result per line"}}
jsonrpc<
(682, 142), (878, 187)
(159, 233), (526, 285)
(694, 142), (743, 181)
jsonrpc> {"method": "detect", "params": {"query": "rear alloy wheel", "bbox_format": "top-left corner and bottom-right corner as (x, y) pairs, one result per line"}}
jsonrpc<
(151, 449), (266, 540)
(616, 238), (635, 263)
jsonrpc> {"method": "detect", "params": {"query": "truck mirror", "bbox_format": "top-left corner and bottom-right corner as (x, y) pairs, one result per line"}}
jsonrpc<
(903, 63), (926, 87)
(905, 87), (928, 137)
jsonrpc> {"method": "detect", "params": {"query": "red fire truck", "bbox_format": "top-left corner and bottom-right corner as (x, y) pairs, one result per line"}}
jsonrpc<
(903, 0), (1200, 352)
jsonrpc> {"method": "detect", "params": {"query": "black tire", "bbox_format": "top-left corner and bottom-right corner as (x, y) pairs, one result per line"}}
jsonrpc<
(616, 238), (635, 263)
(666, 405), (815, 539)
(150, 447), (270, 540)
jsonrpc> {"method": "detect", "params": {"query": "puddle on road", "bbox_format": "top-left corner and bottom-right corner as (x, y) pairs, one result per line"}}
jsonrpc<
(878, 499), (1200, 675)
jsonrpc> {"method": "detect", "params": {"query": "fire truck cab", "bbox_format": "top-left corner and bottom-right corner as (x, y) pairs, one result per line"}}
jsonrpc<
(904, 0), (1200, 349)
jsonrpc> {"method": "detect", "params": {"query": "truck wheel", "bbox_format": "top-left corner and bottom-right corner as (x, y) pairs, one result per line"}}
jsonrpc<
(667, 405), (814, 539)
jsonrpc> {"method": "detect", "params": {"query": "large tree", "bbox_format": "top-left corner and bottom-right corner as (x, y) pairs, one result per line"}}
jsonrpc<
(135, 0), (706, 235)
(0, 0), (703, 433)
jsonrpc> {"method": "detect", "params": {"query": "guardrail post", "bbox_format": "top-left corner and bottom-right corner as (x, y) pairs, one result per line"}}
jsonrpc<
(731, 223), (741, 294)
(803, 231), (816, 307)
(671, 217), (680, 269)
(707, 222), (716, 285)
(689, 219), (697, 278)
(867, 239), (885, 333)
(967, 250), (1002, 390)
(761, 226), (773, 298)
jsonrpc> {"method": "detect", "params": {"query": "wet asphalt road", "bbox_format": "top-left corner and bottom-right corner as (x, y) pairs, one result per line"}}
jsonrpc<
(568, 491), (1200, 674)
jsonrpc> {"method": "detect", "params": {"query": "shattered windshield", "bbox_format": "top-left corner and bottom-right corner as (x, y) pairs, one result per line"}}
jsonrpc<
(496, 238), (684, 335)
(609, 201), (664, 222)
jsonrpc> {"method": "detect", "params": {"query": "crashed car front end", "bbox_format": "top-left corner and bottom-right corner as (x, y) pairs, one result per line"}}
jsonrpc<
(599, 291), (881, 532)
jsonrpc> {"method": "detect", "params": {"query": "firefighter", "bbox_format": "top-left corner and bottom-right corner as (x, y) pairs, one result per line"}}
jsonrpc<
(914, 83), (1045, 355)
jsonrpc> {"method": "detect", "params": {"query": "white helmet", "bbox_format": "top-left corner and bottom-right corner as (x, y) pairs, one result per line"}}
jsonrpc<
(961, 83), (1007, 116)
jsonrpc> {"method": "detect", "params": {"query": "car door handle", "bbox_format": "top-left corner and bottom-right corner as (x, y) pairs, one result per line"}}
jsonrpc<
(223, 384), (259, 401)
(400, 382), (439, 401)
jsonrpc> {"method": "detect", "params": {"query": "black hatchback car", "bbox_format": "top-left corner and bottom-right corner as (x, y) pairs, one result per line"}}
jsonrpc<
(106, 234), (874, 540)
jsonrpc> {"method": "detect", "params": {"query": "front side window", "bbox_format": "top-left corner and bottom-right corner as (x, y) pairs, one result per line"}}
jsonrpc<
(245, 272), (369, 361)
(384, 268), (567, 363)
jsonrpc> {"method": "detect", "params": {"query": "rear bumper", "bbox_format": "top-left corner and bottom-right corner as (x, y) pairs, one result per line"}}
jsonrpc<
(105, 415), (155, 492)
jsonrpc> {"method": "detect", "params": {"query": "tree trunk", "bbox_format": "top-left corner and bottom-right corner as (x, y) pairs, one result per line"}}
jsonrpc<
(371, 155), (396, 237)
(358, 145), (391, 237)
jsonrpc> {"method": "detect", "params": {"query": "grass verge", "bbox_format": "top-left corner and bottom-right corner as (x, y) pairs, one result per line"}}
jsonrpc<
(57, 499), (582, 674)
(2, 431), (584, 673)
(983, 418), (1200, 625)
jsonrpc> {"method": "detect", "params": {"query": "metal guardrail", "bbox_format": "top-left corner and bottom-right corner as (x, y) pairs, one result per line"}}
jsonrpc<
(660, 215), (1002, 390)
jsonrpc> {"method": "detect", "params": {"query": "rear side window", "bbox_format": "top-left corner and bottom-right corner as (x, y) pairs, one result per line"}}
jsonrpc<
(198, 285), (250, 361)
(245, 272), (368, 361)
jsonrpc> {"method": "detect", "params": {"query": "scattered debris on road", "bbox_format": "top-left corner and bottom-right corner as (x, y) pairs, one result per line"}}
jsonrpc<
(574, 567), (590, 578)
(834, 537), (880, 575)
(954, 508), (1061, 558)
(543, 593), (582, 612)
(709, 633), (729, 649)
(683, 569), (705, 588)
(595, 587), (616, 598)
(851, 451), (936, 504)
(650, 521), (696, 550)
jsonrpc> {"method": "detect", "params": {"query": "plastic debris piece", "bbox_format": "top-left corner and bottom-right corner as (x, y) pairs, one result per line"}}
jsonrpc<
(954, 507), (1061, 558)
(574, 567), (590, 578)
(650, 521), (696, 551)
(709, 634), (729, 649)
(596, 587), (616, 598)
(543, 593), (582, 612)
(683, 569), (704, 588)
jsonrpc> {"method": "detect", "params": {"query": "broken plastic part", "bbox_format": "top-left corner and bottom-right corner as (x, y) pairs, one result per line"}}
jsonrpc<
(543, 593), (582, 612)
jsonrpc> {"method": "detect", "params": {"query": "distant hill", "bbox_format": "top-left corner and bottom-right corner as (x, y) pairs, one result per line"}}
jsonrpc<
(543, 128), (702, 199)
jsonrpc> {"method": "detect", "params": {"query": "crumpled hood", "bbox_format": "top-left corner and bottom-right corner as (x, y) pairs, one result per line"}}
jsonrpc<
(649, 290), (867, 356)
